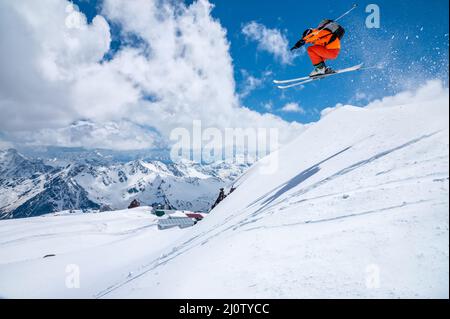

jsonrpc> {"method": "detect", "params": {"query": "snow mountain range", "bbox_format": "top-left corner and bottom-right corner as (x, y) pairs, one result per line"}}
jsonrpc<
(0, 149), (250, 219)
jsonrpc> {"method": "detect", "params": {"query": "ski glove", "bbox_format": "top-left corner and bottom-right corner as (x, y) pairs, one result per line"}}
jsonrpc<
(290, 39), (305, 51)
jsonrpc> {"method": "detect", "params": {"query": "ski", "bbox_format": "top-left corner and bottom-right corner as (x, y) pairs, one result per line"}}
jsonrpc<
(277, 78), (316, 88)
(276, 63), (364, 89)
(273, 75), (310, 84)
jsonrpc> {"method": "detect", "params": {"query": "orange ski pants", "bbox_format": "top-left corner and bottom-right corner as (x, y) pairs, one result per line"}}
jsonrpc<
(307, 45), (340, 65)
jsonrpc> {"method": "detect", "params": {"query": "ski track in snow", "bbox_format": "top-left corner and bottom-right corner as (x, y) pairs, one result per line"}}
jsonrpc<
(0, 222), (158, 247)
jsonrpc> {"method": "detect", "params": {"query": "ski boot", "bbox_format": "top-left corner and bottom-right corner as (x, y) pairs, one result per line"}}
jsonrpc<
(324, 67), (336, 75)
(309, 63), (337, 77)
(309, 62), (327, 77)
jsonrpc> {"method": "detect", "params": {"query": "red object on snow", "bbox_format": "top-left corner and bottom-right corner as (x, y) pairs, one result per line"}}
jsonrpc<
(185, 213), (204, 220)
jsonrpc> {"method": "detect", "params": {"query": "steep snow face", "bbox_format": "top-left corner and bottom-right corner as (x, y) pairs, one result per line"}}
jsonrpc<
(0, 151), (250, 219)
(101, 90), (448, 298)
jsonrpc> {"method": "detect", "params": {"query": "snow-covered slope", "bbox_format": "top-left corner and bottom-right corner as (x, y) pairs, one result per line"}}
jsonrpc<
(0, 83), (448, 298)
(0, 207), (188, 298)
(102, 86), (448, 298)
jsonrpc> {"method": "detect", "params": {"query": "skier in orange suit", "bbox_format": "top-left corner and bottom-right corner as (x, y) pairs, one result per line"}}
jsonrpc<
(291, 19), (345, 77)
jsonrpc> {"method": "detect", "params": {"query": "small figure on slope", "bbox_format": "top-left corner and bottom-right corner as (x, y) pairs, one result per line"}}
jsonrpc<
(290, 19), (345, 77)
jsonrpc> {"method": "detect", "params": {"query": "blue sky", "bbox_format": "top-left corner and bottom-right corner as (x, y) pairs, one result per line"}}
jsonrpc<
(74, 0), (449, 124)
(218, 0), (449, 121)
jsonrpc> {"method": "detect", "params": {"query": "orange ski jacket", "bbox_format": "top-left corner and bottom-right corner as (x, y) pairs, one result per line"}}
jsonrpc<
(303, 29), (341, 50)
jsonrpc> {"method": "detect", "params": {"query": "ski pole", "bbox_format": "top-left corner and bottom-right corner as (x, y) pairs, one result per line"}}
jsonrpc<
(334, 4), (358, 22)
(306, 4), (358, 38)
(315, 4), (358, 33)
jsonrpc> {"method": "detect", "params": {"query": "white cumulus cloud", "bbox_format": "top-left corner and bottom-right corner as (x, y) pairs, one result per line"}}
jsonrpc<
(242, 21), (296, 65)
(0, 0), (304, 152)
(239, 70), (265, 98)
(281, 102), (305, 113)
(8, 120), (159, 151)
(0, 0), (113, 131)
